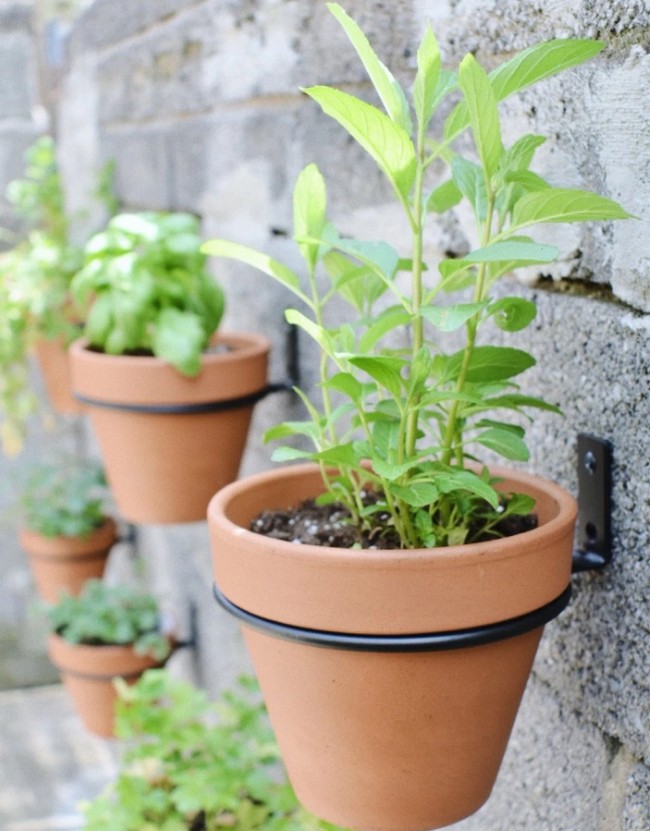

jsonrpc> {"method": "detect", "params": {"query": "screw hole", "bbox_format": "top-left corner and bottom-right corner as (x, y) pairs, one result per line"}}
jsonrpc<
(585, 521), (598, 543)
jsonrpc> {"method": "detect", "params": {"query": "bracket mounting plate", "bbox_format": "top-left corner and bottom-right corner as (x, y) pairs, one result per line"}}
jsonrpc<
(572, 434), (613, 573)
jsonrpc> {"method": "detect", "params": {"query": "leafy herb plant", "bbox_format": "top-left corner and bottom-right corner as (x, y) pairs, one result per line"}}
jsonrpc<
(82, 670), (339, 831)
(204, 3), (629, 549)
(17, 456), (108, 538)
(45, 580), (171, 661)
(71, 212), (226, 377)
(0, 136), (85, 453)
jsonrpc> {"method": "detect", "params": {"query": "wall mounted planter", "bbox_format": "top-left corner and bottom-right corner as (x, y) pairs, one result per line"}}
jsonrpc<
(208, 463), (578, 831)
(19, 517), (116, 603)
(69, 332), (270, 524)
(34, 335), (83, 414)
(48, 633), (172, 737)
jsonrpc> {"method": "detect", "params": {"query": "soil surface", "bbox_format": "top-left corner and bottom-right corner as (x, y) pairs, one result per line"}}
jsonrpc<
(251, 494), (537, 550)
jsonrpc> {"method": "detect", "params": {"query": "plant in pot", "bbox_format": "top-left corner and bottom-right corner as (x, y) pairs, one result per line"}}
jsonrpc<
(68, 210), (271, 524)
(45, 579), (173, 737)
(82, 669), (340, 831)
(204, 6), (630, 831)
(0, 136), (85, 453)
(16, 456), (116, 603)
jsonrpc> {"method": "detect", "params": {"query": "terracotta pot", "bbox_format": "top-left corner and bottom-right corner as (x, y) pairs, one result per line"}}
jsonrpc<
(69, 332), (270, 524)
(19, 517), (117, 603)
(48, 632), (171, 737)
(208, 463), (578, 831)
(34, 335), (83, 414)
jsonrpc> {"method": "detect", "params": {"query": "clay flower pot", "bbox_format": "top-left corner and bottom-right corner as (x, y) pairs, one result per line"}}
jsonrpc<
(48, 633), (171, 737)
(19, 517), (117, 603)
(34, 335), (83, 414)
(69, 332), (270, 524)
(208, 463), (578, 831)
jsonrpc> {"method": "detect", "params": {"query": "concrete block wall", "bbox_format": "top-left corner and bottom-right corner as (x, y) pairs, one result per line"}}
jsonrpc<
(53, 0), (649, 828)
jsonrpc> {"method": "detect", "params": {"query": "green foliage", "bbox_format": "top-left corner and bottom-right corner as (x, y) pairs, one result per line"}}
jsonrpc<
(45, 580), (171, 660)
(17, 456), (108, 538)
(72, 212), (226, 377)
(203, 4), (630, 548)
(0, 137), (86, 454)
(82, 670), (341, 831)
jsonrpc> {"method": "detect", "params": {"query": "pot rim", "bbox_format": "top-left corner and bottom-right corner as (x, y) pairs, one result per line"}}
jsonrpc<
(208, 462), (577, 567)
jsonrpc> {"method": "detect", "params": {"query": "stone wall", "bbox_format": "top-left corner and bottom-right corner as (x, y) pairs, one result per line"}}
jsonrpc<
(54, 1), (649, 829)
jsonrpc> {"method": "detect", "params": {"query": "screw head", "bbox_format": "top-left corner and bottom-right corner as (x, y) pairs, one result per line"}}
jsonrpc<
(584, 451), (597, 474)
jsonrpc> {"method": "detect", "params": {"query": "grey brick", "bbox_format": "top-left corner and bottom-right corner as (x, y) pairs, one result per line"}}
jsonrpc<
(101, 127), (172, 209)
(0, 32), (37, 119)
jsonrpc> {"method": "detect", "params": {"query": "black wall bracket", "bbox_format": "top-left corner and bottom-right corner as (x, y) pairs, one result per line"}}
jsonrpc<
(571, 434), (613, 573)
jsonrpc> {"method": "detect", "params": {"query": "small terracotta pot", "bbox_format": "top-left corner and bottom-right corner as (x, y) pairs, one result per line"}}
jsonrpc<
(19, 518), (117, 603)
(69, 332), (270, 524)
(48, 633), (171, 737)
(208, 463), (578, 831)
(34, 335), (83, 414)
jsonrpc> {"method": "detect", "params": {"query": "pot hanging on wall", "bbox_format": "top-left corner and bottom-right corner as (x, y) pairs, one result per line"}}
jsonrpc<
(69, 332), (270, 524)
(19, 517), (117, 603)
(48, 633), (172, 737)
(34, 335), (83, 415)
(208, 463), (577, 831)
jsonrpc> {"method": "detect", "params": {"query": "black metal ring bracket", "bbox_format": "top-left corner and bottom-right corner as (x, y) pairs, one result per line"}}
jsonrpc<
(212, 583), (572, 653)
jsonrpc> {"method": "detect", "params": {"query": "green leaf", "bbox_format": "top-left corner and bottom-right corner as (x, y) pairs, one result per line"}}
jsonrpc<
(489, 297), (537, 331)
(328, 3), (412, 134)
(445, 39), (605, 141)
(452, 156), (487, 220)
(476, 427), (530, 461)
(458, 54), (502, 179)
(293, 164), (327, 272)
(435, 468), (500, 509)
(504, 170), (549, 191)
(421, 302), (484, 332)
(463, 240), (558, 264)
(152, 308), (205, 376)
(324, 252), (388, 312)
(483, 393), (561, 414)
(390, 481), (439, 507)
(347, 355), (404, 399)
(510, 188), (632, 230)
(284, 308), (332, 353)
(413, 25), (441, 128)
(334, 237), (400, 280)
(303, 86), (417, 200)
(201, 240), (309, 304)
(263, 420), (321, 443)
(271, 446), (314, 463)
(324, 371), (365, 402)
(314, 443), (359, 467)
(371, 458), (418, 481)
(448, 345), (536, 382)
(359, 306), (411, 351)
(426, 178), (462, 213)
(502, 134), (547, 171)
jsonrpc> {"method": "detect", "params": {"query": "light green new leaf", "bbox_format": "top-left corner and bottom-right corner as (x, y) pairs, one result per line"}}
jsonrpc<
(271, 446), (314, 463)
(502, 134), (547, 172)
(421, 302), (484, 332)
(201, 240), (310, 305)
(463, 240), (558, 264)
(324, 371), (364, 403)
(426, 179), (463, 213)
(371, 458), (419, 482)
(489, 297), (537, 332)
(510, 188), (632, 230)
(458, 54), (502, 179)
(448, 345), (536, 382)
(476, 427), (530, 461)
(263, 420), (321, 443)
(359, 306), (411, 351)
(328, 3), (412, 134)
(293, 164), (327, 272)
(504, 170), (549, 191)
(303, 86), (417, 200)
(413, 25), (441, 128)
(445, 39), (605, 141)
(284, 308), (333, 354)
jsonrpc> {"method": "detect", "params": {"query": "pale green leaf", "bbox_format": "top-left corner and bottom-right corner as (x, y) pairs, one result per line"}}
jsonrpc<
(476, 427), (530, 461)
(510, 188), (632, 230)
(426, 178), (463, 213)
(448, 345), (536, 382)
(421, 302), (484, 332)
(359, 306), (411, 351)
(303, 86), (417, 200)
(435, 468), (500, 508)
(489, 297), (537, 331)
(463, 240), (558, 264)
(452, 156), (487, 220)
(284, 308), (332, 353)
(293, 164), (327, 272)
(391, 481), (439, 507)
(458, 54), (502, 179)
(413, 25), (441, 128)
(328, 3), (412, 133)
(347, 355), (405, 399)
(324, 371), (364, 402)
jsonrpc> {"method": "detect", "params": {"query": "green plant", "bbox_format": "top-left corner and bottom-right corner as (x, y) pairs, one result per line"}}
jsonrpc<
(0, 136), (85, 452)
(17, 456), (108, 538)
(204, 3), (630, 549)
(71, 212), (226, 377)
(82, 670), (339, 831)
(45, 580), (171, 660)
